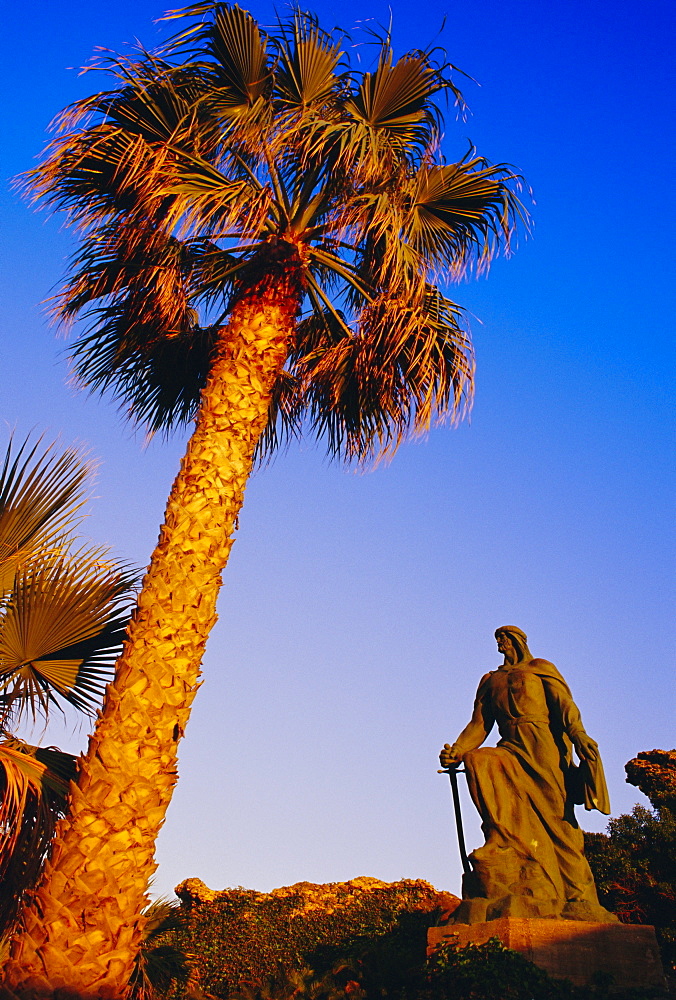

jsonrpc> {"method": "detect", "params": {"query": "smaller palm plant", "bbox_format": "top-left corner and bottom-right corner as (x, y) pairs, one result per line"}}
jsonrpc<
(0, 435), (135, 935)
(128, 897), (193, 1000)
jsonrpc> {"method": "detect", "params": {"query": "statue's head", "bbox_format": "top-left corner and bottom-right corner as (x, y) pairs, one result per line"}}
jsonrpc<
(495, 625), (532, 662)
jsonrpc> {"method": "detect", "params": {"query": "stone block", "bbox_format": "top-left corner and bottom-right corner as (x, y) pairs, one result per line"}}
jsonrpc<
(427, 917), (667, 991)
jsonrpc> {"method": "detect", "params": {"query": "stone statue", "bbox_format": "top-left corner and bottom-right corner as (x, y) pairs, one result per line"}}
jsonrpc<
(439, 626), (617, 924)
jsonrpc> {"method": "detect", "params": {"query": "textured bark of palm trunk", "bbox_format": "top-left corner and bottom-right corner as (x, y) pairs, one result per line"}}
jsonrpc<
(2, 269), (300, 1000)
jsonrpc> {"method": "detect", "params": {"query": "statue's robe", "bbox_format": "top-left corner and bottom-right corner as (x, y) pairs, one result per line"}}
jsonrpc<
(453, 658), (610, 906)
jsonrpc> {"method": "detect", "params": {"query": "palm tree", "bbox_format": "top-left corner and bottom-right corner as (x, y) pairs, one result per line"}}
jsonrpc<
(0, 436), (133, 938)
(5, 5), (528, 997)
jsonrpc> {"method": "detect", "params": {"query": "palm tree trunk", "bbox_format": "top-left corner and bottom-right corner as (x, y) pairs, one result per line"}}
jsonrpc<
(3, 256), (301, 1000)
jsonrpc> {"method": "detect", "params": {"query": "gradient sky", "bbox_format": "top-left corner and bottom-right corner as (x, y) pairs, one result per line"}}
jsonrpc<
(1, 0), (673, 901)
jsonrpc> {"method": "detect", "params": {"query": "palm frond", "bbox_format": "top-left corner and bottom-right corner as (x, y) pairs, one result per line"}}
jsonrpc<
(25, 57), (217, 234)
(99, 58), (200, 144)
(339, 47), (446, 178)
(128, 897), (192, 1000)
(60, 228), (227, 431)
(0, 438), (89, 597)
(58, 224), (203, 324)
(25, 124), (158, 226)
(0, 551), (135, 723)
(0, 738), (77, 934)
(272, 9), (346, 116)
(186, 3), (270, 103)
(71, 321), (217, 433)
(406, 153), (529, 275)
(164, 3), (274, 152)
(351, 49), (439, 133)
(156, 147), (271, 237)
(0, 436), (136, 932)
(296, 285), (473, 464)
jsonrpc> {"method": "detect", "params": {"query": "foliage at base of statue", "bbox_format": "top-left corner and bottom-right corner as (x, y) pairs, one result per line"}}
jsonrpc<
(168, 935), (666, 1000)
(584, 749), (676, 974)
(163, 878), (452, 999)
(251, 935), (627, 1000)
(423, 938), (664, 1000)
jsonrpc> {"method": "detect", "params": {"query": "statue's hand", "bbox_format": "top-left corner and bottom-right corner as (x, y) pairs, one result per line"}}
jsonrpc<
(439, 743), (461, 769)
(572, 733), (599, 762)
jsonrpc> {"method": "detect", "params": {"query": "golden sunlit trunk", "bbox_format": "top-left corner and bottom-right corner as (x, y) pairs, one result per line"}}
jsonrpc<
(2, 265), (300, 1000)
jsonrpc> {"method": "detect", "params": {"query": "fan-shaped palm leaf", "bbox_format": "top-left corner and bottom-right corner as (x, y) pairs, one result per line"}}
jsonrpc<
(406, 154), (528, 275)
(164, 2), (273, 151)
(0, 550), (135, 723)
(339, 47), (444, 179)
(297, 286), (472, 461)
(183, 2), (270, 103)
(0, 438), (89, 598)
(128, 897), (192, 1000)
(272, 10), (346, 123)
(101, 58), (198, 143)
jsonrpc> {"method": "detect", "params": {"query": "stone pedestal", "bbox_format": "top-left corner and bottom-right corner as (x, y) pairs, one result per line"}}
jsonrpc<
(427, 918), (667, 991)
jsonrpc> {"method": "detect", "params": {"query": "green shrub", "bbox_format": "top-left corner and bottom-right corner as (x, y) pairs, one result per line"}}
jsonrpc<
(585, 749), (676, 974)
(166, 878), (444, 999)
(427, 937), (575, 999)
(424, 938), (664, 1000)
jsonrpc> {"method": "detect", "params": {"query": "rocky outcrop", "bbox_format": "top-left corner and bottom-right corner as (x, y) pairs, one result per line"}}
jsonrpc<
(175, 874), (460, 918)
(625, 749), (676, 811)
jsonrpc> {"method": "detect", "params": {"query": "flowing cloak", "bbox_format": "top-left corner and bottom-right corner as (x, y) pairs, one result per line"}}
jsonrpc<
(451, 658), (610, 903)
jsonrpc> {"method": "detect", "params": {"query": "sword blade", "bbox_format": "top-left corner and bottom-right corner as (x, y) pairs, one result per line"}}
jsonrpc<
(446, 767), (471, 876)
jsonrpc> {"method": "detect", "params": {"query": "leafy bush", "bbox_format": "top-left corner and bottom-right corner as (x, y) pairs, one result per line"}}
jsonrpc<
(424, 938), (664, 1000)
(166, 878), (446, 999)
(585, 750), (676, 974)
(428, 937), (578, 999)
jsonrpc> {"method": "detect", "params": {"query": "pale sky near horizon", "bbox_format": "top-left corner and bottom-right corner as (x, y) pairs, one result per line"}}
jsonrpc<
(1, 0), (673, 900)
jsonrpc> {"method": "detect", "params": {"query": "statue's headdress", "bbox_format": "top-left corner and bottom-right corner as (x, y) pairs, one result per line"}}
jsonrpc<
(495, 625), (528, 643)
(495, 625), (532, 660)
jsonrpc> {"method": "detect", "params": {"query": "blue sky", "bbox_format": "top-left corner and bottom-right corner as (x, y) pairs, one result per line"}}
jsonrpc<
(1, 0), (673, 899)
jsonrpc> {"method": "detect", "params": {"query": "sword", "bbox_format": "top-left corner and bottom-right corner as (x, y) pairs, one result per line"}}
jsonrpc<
(438, 764), (471, 876)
